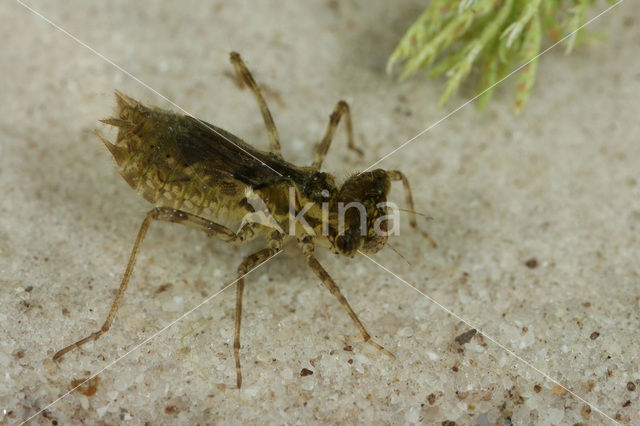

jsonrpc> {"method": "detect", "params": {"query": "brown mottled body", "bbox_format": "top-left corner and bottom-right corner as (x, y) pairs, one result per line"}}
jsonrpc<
(101, 91), (293, 235)
(54, 52), (434, 388)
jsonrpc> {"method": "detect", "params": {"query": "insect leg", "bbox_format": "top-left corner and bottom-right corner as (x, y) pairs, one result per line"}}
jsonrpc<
(53, 208), (240, 361)
(234, 235), (282, 388)
(312, 101), (363, 169)
(299, 240), (394, 358)
(229, 51), (282, 156)
(387, 170), (437, 248)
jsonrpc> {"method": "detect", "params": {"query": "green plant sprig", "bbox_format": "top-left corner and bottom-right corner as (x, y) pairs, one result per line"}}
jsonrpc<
(387, 0), (614, 111)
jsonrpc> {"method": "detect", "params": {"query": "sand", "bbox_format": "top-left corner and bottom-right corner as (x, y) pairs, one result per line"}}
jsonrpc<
(1, 1), (638, 424)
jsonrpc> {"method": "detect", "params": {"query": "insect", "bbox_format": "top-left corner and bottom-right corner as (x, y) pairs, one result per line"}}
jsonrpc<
(53, 52), (434, 388)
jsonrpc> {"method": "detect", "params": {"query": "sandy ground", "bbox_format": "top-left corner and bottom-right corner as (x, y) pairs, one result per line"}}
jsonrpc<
(1, 1), (639, 424)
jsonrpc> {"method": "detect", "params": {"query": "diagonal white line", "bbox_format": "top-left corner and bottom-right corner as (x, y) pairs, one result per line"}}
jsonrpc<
(12, 2), (281, 423)
(13, 0), (284, 177)
(358, 250), (621, 426)
(363, 0), (625, 172)
(20, 251), (282, 425)
(11, 0), (625, 424)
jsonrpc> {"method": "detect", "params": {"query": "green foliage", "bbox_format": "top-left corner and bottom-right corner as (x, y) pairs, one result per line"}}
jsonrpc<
(387, 0), (614, 111)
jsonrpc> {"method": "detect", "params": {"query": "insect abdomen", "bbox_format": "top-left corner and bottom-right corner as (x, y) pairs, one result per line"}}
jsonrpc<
(98, 92), (249, 225)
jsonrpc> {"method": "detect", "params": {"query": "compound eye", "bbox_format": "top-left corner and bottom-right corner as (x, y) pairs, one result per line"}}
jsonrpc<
(372, 169), (387, 181)
(335, 232), (359, 255)
(335, 235), (350, 253)
(362, 235), (387, 253)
